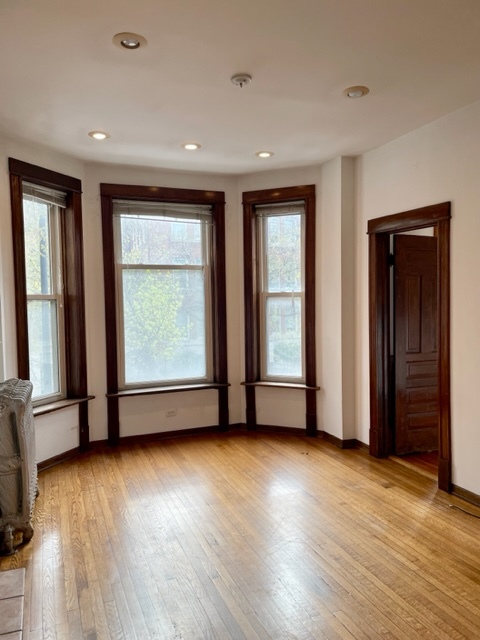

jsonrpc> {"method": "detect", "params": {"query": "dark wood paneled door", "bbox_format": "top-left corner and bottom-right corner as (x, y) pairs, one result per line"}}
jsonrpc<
(394, 235), (438, 455)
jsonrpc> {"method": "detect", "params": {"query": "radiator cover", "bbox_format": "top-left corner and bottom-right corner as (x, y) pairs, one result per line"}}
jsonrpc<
(0, 378), (37, 555)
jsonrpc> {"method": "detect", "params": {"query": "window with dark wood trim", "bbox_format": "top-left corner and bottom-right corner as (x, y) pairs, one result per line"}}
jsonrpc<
(242, 185), (318, 435)
(100, 183), (229, 444)
(9, 158), (91, 448)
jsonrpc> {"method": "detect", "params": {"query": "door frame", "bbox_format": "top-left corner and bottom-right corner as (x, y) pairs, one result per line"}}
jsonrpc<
(367, 202), (451, 492)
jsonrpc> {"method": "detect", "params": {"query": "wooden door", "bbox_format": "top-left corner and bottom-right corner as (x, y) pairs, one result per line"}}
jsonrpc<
(394, 234), (438, 455)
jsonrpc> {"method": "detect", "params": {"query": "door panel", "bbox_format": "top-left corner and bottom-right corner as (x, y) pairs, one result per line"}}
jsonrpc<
(394, 235), (438, 454)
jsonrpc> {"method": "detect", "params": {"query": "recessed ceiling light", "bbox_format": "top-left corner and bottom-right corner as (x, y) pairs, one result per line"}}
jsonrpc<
(256, 151), (274, 158)
(88, 131), (110, 140)
(182, 143), (201, 150)
(344, 85), (370, 98)
(112, 32), (147, 50)
(121, 38), (140, 49)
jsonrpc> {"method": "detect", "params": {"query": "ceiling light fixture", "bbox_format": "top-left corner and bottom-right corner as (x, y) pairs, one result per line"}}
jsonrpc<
(182, 143), (201, 150)
(121, 38), (140, 49)
(344, 85), (370, 98)
(256, 151), (274, 158)
(231, 73), (252, 88)
(88, 131), (110, 140)
(112, 32), (147, 50)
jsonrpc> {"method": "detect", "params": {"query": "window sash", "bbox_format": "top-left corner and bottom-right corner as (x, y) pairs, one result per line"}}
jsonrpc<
(257, 210), (306, 382)
(23, 198), (66, 403)
(261, 292), (305, 380)
(27, 298), (61, 400)
(113, 211), (213, 389)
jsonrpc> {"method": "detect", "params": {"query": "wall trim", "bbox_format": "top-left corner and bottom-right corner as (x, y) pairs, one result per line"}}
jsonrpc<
(367, 202), (452, 492)
(320, 432), (359, 449)
(38, 426), (372, 472)
(451, 485), (480, 509)
(93, 425), (222, 448)
(38, 447), (80, 472)
(33, 396), (94, 417)
(354, 440), (370, 453)
(236, 422), (307, 436)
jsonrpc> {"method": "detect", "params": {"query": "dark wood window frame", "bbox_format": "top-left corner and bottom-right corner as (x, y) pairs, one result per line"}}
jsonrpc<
(242, 185), (318, 436)
(9, 158), (92, 450)
(367, 202), (451, 492)
(100, 183), (229, 445)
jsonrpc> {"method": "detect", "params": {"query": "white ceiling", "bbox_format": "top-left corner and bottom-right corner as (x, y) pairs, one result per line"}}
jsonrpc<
(2, 0), (480, 174)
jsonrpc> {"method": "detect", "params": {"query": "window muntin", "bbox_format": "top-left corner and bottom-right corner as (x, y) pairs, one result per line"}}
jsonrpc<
(22, 185), (66, 402)
(113, 202), (213, 388)
(257, 204), (305, 381)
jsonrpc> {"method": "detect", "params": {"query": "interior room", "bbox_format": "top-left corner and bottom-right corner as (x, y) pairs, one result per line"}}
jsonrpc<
(1, 1), (480, 638)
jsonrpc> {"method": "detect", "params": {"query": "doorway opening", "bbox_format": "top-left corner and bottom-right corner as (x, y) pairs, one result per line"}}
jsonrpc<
(367, 202), (451, 492)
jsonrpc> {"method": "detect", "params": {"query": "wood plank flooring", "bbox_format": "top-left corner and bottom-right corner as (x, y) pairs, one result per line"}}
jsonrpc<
(392, 451), (439, 477)
(2, 432), (480, 639)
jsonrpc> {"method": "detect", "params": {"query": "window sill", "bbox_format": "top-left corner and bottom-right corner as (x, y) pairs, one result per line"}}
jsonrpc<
(33, 396), (95, 417)
(107, 383), (230, 399)
(241, 381), (320, 391)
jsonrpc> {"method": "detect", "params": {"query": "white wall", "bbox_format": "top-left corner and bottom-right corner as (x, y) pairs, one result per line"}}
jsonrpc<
(318, 160), (342, 436)
(340, 157), (356, 440)
(355, 99), (480, 494)
(35, 407), (79, 462)
(319, 157), (356, 440)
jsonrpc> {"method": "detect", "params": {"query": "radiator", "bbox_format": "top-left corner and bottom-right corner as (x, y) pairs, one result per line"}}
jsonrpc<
(0, 378), (37, 555)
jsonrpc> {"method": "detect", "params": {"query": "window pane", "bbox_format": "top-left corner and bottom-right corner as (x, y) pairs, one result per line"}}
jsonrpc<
(265, 215), (301, 293)
(27, 300), (60, 398)
(266, 297), (302, 378)
(23, 199), (52, 295)
(122, 269), (206, 384)
(119, 215), (203, 266)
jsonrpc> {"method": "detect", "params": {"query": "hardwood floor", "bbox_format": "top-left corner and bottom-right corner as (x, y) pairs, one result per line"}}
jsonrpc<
(390, 451), (439, 479)
(2, 432), (480, 639)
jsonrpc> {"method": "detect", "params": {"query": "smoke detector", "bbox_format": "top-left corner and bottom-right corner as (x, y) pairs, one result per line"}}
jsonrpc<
(231, 74), (252, 88)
